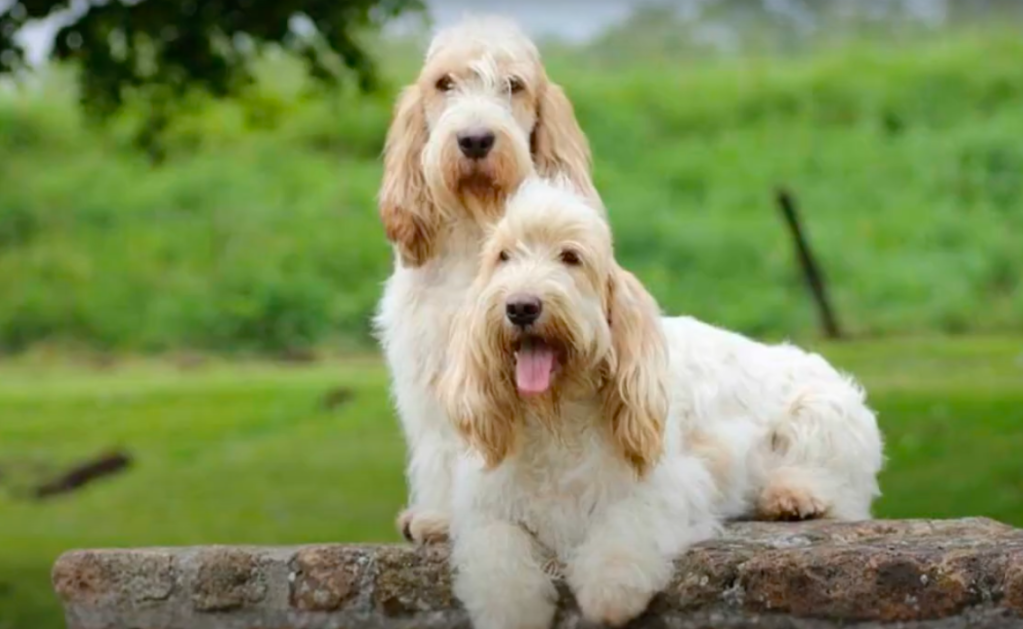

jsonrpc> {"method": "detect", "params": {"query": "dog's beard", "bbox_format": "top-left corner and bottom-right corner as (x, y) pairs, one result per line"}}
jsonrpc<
(456, 164), (505, 208)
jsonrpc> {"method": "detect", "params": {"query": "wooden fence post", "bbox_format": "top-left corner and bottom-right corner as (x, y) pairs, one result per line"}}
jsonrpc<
(775, 187), (843, 340)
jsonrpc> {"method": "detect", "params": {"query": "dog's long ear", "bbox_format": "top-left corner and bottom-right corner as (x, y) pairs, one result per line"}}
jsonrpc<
(531, 79), (602, 211)
(602, 264), (669, 476)
(439, 294), (519, 468)
(379, 85), (442, 267)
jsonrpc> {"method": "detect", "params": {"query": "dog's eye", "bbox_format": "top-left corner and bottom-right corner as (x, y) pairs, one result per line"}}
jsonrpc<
(508, 76), (525, 94)
(435, 75), (454, 92)
(559, 249), (581, 266)
(498, 250), (510, 263)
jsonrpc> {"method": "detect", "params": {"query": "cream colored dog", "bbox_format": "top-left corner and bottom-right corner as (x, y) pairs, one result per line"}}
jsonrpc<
(374, 16), (599, 544)
(439, 177), (884, 629)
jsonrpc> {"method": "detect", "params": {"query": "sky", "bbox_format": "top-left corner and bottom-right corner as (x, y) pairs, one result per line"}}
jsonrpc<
(395, 0), (650, 41)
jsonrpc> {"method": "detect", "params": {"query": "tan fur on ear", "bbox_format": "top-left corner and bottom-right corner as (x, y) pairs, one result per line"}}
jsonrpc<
(438, 305), (520, 468)
(531, 79), (602, 211)
(602, 265), (669, 475)
(379, 85), (443, 267)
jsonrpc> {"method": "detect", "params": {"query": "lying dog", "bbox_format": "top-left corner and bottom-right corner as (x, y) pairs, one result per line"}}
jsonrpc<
(439, 177), (884, 629)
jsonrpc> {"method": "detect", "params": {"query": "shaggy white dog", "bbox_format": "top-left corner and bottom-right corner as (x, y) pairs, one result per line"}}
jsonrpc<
(374, 16), (599, 543)
(439, 178), (884, 629)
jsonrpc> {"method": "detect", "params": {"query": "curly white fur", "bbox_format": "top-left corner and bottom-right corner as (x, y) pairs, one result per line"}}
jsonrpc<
(440, 178), (885, 629)
(374, 16), (598, 544)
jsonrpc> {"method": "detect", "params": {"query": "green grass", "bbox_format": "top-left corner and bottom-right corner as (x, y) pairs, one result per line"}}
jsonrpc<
(2, 338), (1022, 628)
(0, 356), (404, 629)
(2, 30), (1023, 354)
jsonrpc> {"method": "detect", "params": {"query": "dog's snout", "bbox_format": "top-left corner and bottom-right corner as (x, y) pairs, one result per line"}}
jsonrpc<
(506, 294), (542, 328)
(457, 129), (495, 160)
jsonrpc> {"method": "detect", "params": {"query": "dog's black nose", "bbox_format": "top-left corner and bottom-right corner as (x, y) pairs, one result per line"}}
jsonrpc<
(506, 294), (542, 327)
(457, 130), (495, 159)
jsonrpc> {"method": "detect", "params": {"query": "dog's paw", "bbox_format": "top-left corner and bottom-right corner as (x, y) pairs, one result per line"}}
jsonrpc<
(573, 575), (655, 628)
(757, 481), (829, 521)
(396, 508), (450, 544)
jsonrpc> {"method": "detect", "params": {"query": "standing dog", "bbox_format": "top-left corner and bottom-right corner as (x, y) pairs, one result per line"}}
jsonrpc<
(375, 16), (599, 543)
(439, 177), (884, 629)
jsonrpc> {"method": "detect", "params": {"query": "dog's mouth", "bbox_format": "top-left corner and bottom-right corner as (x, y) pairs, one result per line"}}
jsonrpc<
(513, 336), (561, 396)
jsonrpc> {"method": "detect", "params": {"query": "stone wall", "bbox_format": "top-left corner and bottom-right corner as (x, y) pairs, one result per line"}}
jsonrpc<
(53, 518), (1023, 629)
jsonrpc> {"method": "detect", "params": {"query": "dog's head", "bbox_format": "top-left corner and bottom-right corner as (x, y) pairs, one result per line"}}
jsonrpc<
(378, 16), (597, 267)
(440, 178), (667, 474)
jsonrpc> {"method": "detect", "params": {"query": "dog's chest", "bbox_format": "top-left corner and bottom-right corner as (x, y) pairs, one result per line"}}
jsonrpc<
(377, 242), (482, 384)
(498, 414), (634, 553)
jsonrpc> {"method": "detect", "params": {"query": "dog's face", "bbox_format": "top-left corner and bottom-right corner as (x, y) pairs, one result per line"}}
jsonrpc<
(416, 31), (538, 214)
(471, 181), (613, 399)
(440, 178), (669, 475)
(378, 17), (599, 268)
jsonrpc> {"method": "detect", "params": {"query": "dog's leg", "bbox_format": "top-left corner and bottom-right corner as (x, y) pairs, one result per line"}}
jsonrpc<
(453, 515), (557, 629)
(569, 540), (665, 627)
(755, 386), (883, 522)
(398, 422), (457, 544)
(568, 459), (717, 627)
(684, 424), (761, 520)
(390, 373), (456, 543)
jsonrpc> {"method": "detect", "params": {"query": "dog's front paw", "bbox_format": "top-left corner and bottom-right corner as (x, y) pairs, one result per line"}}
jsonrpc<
(757, 480), (829, 521)
(572, 574), (655, 628)
(396, 508), (450, 544)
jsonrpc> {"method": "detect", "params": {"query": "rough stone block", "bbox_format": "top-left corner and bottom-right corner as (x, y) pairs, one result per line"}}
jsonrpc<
(190, 547), (269, 612)
(290, 546), (368, 611)
(51, 519), (1023, 629)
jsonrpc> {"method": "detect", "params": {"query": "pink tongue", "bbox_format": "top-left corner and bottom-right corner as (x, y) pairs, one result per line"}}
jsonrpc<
(515, 344), (555, 395)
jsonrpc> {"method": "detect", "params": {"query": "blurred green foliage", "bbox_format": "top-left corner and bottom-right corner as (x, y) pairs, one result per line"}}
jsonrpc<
(2, 30), (1022, 355)
(584, 0), (1023, 61)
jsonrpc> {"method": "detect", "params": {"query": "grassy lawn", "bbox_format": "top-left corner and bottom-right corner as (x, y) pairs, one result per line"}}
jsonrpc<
(2, 337), (1023, 628)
